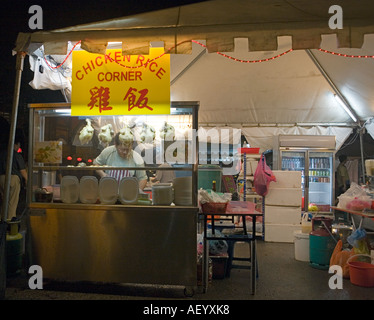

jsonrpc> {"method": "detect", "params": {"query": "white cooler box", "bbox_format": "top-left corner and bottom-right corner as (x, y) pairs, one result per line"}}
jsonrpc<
(265, 223), (300, 243)
(265, 205), (301, 225)
(270, 171), (302, 189)
(266, 188), (302, 207)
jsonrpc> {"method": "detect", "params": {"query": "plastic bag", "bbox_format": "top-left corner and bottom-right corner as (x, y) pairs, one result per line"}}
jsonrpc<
(353, 239), (370, 256)
(347, 218), (368, 250)
(197, 233), (204, 256)
(329, 240), (353, 278)
(337, 182), (372, 210)
(253, 154), (276, 196)
(346, 198), (371, 211)
(198, 189), (231, 204)
(207, 230), (228, 255)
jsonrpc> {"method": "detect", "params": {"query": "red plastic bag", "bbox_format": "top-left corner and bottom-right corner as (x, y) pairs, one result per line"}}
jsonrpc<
(253, 154), (276, 196)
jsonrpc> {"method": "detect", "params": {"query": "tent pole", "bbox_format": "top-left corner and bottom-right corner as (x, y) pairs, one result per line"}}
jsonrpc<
(170, 46), (206, 86)
(306, 49), (367, 183)
(305, 49), (360, 125)
(1, 51), (26, 222)
(359, 126), (366, 183)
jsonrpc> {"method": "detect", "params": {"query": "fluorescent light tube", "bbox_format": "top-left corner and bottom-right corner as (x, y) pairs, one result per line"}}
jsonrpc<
(334, 94), (357, 122)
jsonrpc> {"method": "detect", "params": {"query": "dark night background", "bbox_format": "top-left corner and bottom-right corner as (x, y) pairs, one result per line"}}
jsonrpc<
(0, 0), (206, 128)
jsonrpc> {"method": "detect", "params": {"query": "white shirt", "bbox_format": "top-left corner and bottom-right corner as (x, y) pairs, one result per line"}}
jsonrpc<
(93, 145), (147, 182)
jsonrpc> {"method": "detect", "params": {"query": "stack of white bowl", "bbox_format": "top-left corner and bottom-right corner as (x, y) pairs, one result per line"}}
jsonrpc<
(152, 183), (174, 205)
(61, 176), (79, 204)
(119, 177), (139, 204)
(173, 177), (192, 206)
(99, 176), (118, 204)
(79, 176), (99, 204)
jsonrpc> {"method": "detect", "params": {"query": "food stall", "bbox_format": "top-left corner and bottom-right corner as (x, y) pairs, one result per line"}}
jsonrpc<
(27, 101), (199, 294)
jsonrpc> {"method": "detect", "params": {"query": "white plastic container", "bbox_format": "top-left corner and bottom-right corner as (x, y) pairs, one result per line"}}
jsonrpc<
(301, 212), (313, 234)
(118, 177), (139, 205)
(79, 176), (99, 204)
(61, 176), (79, 204)
(99, 176), (118, 204)
(294, 230), (310, 262)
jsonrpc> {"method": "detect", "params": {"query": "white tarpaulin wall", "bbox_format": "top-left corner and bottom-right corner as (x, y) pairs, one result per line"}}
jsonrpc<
(170, 37), (374, 126)
(198, 125), (352, 153)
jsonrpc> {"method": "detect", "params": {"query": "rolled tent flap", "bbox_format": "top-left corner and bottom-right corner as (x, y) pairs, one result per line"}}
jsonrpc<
(241, 126), (353, 152)
(80, 40), (108, 55)
(44, 42), (68, 55)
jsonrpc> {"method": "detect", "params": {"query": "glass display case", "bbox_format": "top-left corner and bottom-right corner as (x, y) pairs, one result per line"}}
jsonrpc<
(27, 102), (199, 293)
(29, 102), (198, 204)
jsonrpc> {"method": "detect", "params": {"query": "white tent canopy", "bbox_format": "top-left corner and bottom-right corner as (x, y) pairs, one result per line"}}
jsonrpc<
(171, 36), (374, 126)
(15, 0), (374, 55)
(14, 0), (374, 150)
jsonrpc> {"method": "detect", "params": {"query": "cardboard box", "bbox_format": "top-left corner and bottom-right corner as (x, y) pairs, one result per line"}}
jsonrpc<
(265, 223), (301, 243)
(265, 205), (301, 225)
(270, 171), (302, 189)
(265, 188), (302, 207)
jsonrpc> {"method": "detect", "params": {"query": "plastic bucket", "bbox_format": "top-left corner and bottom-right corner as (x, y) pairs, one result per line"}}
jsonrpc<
(347, 254), (374, 287)
(294, 231), (310, 262)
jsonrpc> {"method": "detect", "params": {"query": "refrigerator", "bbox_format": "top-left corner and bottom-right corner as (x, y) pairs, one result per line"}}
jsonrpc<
(273, 135), (336, 213)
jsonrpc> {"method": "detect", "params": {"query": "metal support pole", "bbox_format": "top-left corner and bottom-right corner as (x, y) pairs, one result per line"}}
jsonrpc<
(359, 127), (366, 183)
(305, 49), (360, 125)
(170, 47), (206, 86)
(1, 52), (26, 222)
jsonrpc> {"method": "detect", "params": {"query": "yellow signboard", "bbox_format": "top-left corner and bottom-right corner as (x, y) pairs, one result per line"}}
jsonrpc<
(71, 47), (170, 116)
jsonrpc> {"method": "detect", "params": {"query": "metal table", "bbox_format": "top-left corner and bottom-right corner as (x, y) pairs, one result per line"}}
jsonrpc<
(202, 201), (263, 295)
(331, 205), (374, 231)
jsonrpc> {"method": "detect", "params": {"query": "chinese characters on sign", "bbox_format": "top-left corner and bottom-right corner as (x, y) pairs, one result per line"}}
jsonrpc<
(71, 48), (170, 116)
(123, 87), (153, 111)
(88, 86), (112, 113)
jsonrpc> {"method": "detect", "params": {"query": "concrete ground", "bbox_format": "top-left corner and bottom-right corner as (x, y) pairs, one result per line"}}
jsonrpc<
(3, 240), (373, 301)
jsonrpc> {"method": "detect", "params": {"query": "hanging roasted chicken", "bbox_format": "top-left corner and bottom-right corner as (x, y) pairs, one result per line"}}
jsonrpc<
(140, 123), (156, 144)
(79, 119), (94, 145)
(98, 123), (114, 145)
(160, 121), (175, 141)
(118, 125), (134, 145)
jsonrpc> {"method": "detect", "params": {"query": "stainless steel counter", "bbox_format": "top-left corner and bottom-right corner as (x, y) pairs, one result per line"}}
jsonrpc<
(29, 204), (198, 290)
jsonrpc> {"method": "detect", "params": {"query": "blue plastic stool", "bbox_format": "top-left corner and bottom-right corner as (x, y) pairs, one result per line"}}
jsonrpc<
(225, 236), (259, 278)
